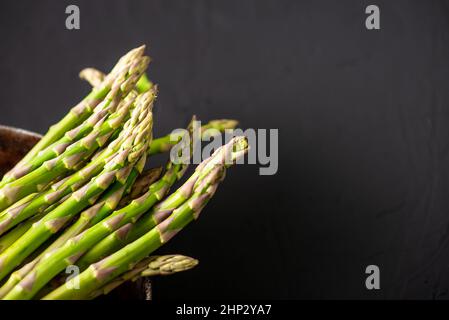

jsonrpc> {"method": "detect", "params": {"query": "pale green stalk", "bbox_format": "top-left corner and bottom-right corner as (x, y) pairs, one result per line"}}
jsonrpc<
(13, 46), (146, 170)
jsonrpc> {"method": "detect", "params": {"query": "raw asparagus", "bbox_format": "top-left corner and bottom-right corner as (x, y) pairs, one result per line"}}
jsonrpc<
(4, 137), (247, 299)
(87, 255), (198, 299)
(0, 88), (156, 234)
(0, 92), (154, 282)
(43, 179), (220, 300)
(14, 46), (146, 169)
(1, 56), (148, 186)
(79, 68), (153, 94)
(0, 57), (150, 210)
(78, 136), (248, 267)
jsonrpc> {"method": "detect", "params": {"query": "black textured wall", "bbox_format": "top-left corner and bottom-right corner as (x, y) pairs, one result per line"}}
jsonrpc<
(1, 0), (449, 299)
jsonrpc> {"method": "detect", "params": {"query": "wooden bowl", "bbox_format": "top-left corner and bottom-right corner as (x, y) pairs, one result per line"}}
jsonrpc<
(0, 125), (151, 300)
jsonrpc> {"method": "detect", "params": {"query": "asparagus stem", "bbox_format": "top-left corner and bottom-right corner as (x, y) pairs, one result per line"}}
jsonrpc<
(5, 137), (247, 300)
(4, 159), (183, 299)
(117, 167), (163, 208)
(0, 58), (150, 210)
(10, 46), (147, 179)
(79, 68), (105, 87)
(0, 88), (156, 235)
(0, 93), (154, 283)
(0, 43), (246, 300)
(0, 163), (143, 298)
(149, 119), (239, 156)
(0, 194), (70, 255)
(0, 119), (197, 298)
(87, 255), (198, 299)
(77, 139), (243, 269)
(43, 181), (219, 300)
(1, 57), (148, 186)
(0, 213), (43, 255)
(79, 68), (153, 94)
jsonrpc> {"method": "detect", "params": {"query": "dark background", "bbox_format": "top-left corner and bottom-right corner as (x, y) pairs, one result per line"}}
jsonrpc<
(1, 0), (449, 299)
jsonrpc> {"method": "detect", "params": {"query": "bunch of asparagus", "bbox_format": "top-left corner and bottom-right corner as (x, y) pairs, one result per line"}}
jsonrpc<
(0, 45), (247, 300)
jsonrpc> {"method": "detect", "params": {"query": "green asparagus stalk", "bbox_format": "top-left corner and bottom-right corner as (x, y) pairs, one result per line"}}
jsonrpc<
(149, 119), (239, 155)
(43, 179), (220, 300)
(0, 134), (125, 237)
(45, 91), (156, 243)
(0, 156), (129, 282)
(4, 137), (247, 299)
(79, 68), (153, 94)
(1, 56), (148, 186)
(38, 125), (161, 252)
(33, 254), (197, 299)
(0, 117), (237, 193)
(0, 194), (71, 254)
(14, 46), (146, 170)
(78, 67), (238, 154)
(78, 165), (223, 269)
(2, 158), (184, 298)
(0, 93), (154, 282)
(87, 255), (198, 299)
(0, 88), (155, 234)
(0, 160), (145, 299)
(79, 68), (106, 87)
(77, 132), (244, 267)
(0, 117), (235, 236)
(0, 58), (150, 210)
(77, 136), (247, 268)
(29, 160), (159, 260)
(0, 91), (155, 294)
(117, 167), (163, 208)
(0, 119), (198, 298)
(35, 162), (142, 256)
(0, 196), (72, 297)
(0, 214), (43, 254)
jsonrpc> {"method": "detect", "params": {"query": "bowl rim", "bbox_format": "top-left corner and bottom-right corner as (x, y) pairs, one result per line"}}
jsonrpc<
(0, 125), (42, 139)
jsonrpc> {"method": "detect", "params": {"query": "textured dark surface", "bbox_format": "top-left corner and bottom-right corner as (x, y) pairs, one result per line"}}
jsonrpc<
(1, 0), (449, 299)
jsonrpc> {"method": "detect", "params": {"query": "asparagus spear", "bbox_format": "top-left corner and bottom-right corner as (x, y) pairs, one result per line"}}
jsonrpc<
(87, 255), (198, 299)
(78, 165), (223, 269)
(78, 67), (240, 154)
(0, 116), (236, 236)
(79, 68), (153, 94)
(0, 192), (72, 255)
(78, 136), (247, 268)
(0, 135), (124, 237)
(78, 133), (242, 267)
(0, 162), (145, 299)
(29, 156), (158, 260)
(1, 117), (237, 192)
(2, 154), (186, 298)
(1, 56), (149, 186)
(43, 178), (220, 300)
(0, 88), (156, 298)
(79, 68), (106, 87)
(117, 167), (163, 208)
(0, 154), (132, 282)
(0, 119), (195, 298)
(0, 88), (155, 234)
(0, 58), (151, 210)
(15, 46), (146, 169)
(149, 119), (239, 155)
(33, 254), (197, 299)
(0, 93), (154, 282)
(34, 161), (143, 256)
(4, 137), (247, 299)
(79, 67), (238, 156)
(34, 90), (158, 252)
